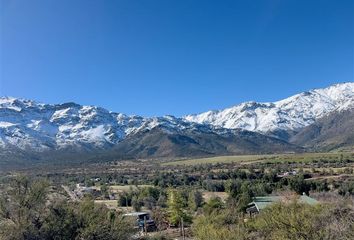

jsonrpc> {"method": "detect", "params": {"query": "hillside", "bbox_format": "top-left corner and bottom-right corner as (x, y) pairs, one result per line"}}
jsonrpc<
(185, 82), (354, 139)
(0, 82), (353, 166)
(290, 109), (354, 151)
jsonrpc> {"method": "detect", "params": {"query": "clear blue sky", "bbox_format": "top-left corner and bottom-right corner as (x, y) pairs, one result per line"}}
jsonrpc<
(1, 0), (353, 116)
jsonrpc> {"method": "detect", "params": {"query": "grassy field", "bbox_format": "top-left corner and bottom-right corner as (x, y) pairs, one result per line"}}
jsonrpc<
(94, 200), (137, 212)
(94, 200), (118, 209)
(109, 185), (152, 193)
(297, 167), (353, 173)
(202, 191), (228, 202)
(163, 152), (354, 166)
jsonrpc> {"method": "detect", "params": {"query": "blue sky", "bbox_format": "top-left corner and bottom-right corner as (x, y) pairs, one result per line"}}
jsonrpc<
(1, 0), (353, 116)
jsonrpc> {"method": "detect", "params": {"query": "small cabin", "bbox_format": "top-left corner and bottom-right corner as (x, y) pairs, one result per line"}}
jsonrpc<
(123, 212), (156, 232)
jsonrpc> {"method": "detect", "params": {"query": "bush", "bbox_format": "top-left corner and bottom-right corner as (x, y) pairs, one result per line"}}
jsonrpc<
(193, 198), (354, 240)
(203, 197), (224, 215)
(192, 210), (246, 240)
(0, 177), (136, 240)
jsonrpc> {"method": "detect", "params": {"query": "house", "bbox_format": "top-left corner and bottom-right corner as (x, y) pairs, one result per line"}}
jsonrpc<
(246, 195), (318, 216)
(277, 170), (297, 178)
(123, 212), (156, 232)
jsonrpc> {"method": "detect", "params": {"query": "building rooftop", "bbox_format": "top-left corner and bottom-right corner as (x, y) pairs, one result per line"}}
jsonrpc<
(249, 195), (319, 212)
(123, 212), (149, 217)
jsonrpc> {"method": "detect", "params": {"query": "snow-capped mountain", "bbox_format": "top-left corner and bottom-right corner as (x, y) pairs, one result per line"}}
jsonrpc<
(0, 82), (353, 155)
(0, 98), (200, 151)
(184, 82), (354, 137)
(0, 96), (301, 168)
(0, 99), (104, 150)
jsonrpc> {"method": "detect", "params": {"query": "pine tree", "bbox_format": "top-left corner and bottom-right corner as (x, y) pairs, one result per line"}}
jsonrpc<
(167, 189), (191, 226)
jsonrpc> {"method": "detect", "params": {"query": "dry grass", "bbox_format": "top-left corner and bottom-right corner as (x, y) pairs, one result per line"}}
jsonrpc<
(94, 200), (118, 209)
(94, 200), (138, 213)
(202, 191), (228, 202)
(109, 185), (152, 193)
(162, 152), (353, 166)
(297, 167), (353, 173)
(306, 174), (353, 181)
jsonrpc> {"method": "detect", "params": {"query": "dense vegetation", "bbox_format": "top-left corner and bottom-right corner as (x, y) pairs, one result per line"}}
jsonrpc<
(0, 177), (135, 240)
(192, 200), (354, 240)
(1, 152), (354, 239)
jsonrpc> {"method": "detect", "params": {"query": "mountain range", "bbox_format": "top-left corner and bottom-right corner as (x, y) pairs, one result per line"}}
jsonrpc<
(0, 82), (353, 167)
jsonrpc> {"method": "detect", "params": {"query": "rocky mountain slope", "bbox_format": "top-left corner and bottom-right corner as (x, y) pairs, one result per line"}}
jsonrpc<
(111, 126), (300, 160)
(0, 82), (353, 166)
(290, 109), (354, 151)
(0, 98), (196, 151)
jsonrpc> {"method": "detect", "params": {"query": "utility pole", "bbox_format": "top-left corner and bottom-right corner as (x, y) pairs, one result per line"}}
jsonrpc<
(181, 217), (185, 240)
(144, 216), (147, 236)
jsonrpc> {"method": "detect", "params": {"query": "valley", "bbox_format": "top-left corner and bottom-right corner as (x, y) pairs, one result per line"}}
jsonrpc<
(1, 151), (353, 239)
(0, 83), (353, 239)
(2, 0), (353, 238)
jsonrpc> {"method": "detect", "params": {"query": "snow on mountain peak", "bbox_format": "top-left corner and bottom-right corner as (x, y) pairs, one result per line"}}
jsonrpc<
(0, 97), (191, 151)
(184, 82), (354, 133)
(0, 82), (353, 151)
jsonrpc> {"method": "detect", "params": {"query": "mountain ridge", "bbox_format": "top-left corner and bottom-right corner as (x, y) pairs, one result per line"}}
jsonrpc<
(0, 82), (353, 166)
(184, 82), (354, 139)
(290, 108), (354, 151)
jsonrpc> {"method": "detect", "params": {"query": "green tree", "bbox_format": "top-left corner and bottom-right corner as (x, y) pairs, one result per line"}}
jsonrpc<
(289, 175), (310, 195)
(0, 176), (49, 240)
(100, 184), (110, 199)
(0, 177), (136, 240)
(188, 190), (204, 211)
(203, 197), (224, 215)
(132, 195), (143, 212)
(40, 201), (79, 239)
(118, 191), (132, 207)
(250, 202), (326, 240)
(167, 189), (191, 226)
(225, 180), (253, 212)
(192, 210), (246, 240)
(75, 199), (135, 240)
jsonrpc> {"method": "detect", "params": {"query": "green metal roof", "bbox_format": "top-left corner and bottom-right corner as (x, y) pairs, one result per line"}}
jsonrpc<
(250, 195), (318, 211)
(299, 195), (319, 205)
(251, 196), (281, 211)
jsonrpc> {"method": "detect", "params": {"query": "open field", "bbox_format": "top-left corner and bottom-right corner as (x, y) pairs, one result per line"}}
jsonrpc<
(296, 167), (354, 173)
(94, 201), (135, 212)
(1, 150), (354, 240)
(306, 174), (353, 181)
(163, 152), (354, 166)
(109, 185), (153, 193)
(202, 191), (228, 202)
(94, 200), (119, 209)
